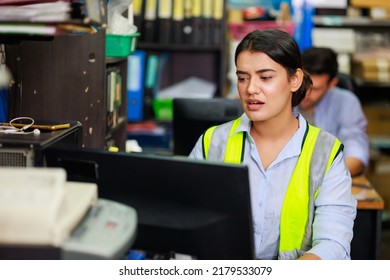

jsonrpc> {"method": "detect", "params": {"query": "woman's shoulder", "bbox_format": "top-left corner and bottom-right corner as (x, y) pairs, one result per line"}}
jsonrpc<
(310, 124), (342, 148)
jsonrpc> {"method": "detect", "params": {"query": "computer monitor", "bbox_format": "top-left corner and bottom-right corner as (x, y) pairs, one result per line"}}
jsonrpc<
(173, 98), (244, 156)
(44, 147), (255, 260)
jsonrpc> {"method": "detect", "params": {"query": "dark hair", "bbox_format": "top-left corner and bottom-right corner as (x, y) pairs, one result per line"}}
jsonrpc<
(301, 47), (338, 81)
(234, 29), (311, 107)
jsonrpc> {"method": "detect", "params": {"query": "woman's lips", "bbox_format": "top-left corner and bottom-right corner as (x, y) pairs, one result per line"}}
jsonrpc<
(247, 100), (264, 110)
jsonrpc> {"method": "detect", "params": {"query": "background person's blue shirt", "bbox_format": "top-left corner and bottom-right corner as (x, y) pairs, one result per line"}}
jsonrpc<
(189, 113), (357, 259)
(294, 86), (370, 168)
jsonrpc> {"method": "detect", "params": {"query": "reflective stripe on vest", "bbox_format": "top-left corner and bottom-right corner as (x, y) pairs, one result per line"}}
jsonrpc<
(203, 118), (246, 163)
(202, 118), (342, 259)
(279, 125), (342, 259)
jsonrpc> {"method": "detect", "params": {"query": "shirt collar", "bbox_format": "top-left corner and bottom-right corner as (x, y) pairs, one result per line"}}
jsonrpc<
(233, 112), (308, 157)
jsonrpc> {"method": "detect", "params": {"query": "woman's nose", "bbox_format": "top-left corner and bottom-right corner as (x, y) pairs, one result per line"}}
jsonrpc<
(247, 79), (259, 95)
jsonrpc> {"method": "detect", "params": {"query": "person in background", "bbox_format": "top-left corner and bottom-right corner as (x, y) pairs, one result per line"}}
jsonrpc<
(188, 29), (356, 260)
(295, 47), (369, 176)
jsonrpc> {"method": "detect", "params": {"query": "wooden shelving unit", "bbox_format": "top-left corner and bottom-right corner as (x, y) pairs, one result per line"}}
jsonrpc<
(1, 1), (129, 151)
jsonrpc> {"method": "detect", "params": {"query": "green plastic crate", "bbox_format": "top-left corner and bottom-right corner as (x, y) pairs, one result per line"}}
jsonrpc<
(105, 32), (140, 58)
(153, 98), (173, 121)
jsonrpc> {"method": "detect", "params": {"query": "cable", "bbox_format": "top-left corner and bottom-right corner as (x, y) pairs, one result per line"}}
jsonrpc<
(0, 116), (40, 135)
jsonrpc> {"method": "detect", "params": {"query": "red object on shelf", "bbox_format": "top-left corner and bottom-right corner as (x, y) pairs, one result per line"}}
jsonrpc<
(242, 6), (267, 20)
(229, 21), (295, 41)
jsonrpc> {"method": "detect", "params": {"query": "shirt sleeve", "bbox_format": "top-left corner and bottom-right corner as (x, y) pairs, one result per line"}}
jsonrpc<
(335, 91), (370, 167)
(188, 135), (204, 160)
(306, 152), (357, 260)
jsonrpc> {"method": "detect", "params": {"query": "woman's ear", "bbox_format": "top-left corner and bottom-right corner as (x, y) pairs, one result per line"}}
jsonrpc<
(290, 68), (304, 92)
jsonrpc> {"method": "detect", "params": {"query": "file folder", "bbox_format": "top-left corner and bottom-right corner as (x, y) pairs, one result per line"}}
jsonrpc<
(143, 53), (159, 120)
(212, 0), (224, 46)
(202, 0), (213, 45)
(127, 50), (146, 122)
(0, 89), (7, 123)
(172, 0), (184, 44)
(182, 0), (193, 44)
(132, 0), (143, 31)
(142, 0), (157, 43)
(157, 0), (172, 44)
(192, 0), (202, 45)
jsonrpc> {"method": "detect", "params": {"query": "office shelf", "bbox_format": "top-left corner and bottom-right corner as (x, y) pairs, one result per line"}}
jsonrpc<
(136, 0), (228, 99)
(2, 1), (128, 151)
(314, 15), (390, 29)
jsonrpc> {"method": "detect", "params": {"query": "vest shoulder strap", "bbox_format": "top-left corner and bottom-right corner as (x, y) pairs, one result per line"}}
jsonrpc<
(202, 126), (217, 160)
(202, 117), (245, 163)
(279, 124), (343, 259)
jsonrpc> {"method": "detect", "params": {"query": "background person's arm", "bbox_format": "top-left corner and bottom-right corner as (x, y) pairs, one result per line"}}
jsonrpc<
(346, 156), (366, 176)
(337, 92), (370, 176)
(298, 253), (321, 260)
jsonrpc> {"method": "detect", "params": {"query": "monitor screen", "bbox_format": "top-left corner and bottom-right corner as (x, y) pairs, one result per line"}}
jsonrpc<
(44, 147), (255, 260)
(173, 98), (244, 156)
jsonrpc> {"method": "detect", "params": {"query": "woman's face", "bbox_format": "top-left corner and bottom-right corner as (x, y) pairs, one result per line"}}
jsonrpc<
(236, 50), (301, 123)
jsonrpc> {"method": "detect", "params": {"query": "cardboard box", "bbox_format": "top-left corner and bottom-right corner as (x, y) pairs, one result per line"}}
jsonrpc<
(363, 106), (390, 135)
(352, 69), (390, 82)
(352, 57), (390, 82)
(369, 7), (390, 20)
(353, 58), (390, 72)
(312, 28), (356, 53)
(351, 0), (390, 9)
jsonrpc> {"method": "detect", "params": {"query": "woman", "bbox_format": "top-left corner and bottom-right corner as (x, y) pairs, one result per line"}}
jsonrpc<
(188, 29), (356, 260)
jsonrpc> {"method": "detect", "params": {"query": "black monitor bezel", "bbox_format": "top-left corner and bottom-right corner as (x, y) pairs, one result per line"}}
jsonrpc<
(173, 98), (244, 156)
(44, 147), (255, 260)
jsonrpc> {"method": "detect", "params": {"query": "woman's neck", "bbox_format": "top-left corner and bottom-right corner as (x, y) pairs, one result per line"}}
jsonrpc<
(251, 112), (299, 141)
(250, 112), (299, 170)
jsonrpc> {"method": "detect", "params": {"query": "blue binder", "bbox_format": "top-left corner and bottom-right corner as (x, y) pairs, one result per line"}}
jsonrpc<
(127, 50), (146, 122)
(0, 88), (8, 123)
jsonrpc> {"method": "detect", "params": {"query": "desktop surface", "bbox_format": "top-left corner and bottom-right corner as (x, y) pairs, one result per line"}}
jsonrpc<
(0, 121), (82, 167)
(0, 120), (81, 148)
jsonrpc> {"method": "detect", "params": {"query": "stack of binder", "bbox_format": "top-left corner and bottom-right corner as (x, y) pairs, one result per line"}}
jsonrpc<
(137, 0), (225, 46)
(127, 49), (171, 122)
(106, 67), (122, 129)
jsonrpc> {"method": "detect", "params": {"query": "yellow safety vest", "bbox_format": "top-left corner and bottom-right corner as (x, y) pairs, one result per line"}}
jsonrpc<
(202, 117), (343, 259)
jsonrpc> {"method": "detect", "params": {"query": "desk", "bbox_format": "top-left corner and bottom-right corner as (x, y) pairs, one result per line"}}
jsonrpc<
(0, 121), (82, 166)
(351, 175), (384, 259)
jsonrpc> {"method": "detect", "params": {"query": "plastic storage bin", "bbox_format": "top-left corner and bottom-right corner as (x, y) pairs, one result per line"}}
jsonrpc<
(106, 32), (140, 57)
(153, 98), (173, 121)
(229, 21), (295, 41)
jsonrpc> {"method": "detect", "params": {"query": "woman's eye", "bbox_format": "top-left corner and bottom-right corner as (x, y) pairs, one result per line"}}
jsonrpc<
(237, 76), (248, 82)
(260, 76), (272, 81)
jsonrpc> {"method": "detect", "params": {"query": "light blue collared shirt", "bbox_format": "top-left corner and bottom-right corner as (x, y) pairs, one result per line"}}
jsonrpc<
(294, 86), (370, 168)
(189, 113), (357, 260)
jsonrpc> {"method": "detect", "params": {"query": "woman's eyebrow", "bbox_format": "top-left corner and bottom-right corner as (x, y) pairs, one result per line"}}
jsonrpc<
(236, 69), (276, 75)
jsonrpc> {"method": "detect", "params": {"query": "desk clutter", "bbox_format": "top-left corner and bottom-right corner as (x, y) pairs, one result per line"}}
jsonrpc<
(0, 167), (137, 260)
(0, 120), (82, 167)
(366, 152), (390, 216)
(352, 175), (384, 209)
(127, 249), (195, 260)
(126, 120), (172, 154)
